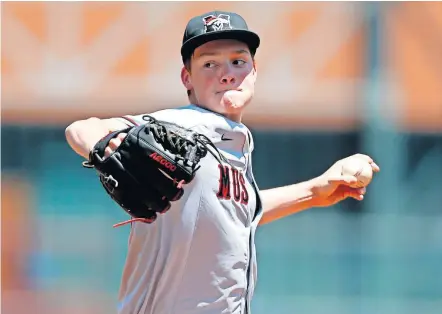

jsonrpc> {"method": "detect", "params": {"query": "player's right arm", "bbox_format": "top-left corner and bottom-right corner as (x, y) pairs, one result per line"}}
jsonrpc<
(65, 117), (129, 160)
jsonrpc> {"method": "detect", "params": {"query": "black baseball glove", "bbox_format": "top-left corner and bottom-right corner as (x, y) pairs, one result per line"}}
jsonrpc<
(82, 115), (226, 227)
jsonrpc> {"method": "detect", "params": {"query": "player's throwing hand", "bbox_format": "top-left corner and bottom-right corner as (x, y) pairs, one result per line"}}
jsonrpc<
(310, 154), (380, 206)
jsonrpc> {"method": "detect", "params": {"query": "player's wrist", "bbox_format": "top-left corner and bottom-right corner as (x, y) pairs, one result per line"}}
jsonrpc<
(303, 176), (328, 206)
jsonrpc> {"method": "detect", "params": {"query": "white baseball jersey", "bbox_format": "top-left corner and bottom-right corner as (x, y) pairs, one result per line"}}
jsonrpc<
(115, 104), (263, 314)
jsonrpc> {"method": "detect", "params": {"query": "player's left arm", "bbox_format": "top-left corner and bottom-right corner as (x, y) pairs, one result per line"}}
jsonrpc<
(258, 154), (380, 225)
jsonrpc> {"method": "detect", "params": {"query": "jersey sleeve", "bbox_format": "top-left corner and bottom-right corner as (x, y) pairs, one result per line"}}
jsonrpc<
(114, 115), (144, 127)
(114, 111), (166, 127)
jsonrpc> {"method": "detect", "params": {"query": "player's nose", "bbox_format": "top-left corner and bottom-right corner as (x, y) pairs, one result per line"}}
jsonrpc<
(220, 74), (236, 85)
(219, 64), (236, 85)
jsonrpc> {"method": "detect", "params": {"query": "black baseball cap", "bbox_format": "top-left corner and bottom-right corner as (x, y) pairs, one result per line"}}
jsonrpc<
(181, 11), (260, 63)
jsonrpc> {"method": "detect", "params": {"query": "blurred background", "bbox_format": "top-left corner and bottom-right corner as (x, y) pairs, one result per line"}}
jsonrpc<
(2, 2), (442, 314)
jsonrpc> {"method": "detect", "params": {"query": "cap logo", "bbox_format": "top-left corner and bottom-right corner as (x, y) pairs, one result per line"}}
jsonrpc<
(203, 14), (232, 33)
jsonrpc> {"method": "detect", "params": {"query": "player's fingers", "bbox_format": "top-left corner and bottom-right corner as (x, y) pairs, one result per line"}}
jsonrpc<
(328, 175), (357, 186)
(342, 186), (365, 201)
(356, 187), (367, 195)
(117, 133), (127, 141)
(354, 154), (380, 171)
(354, 153), (373, 162)
(109, 138), (122, 150)
(371, 162), (380, 172)
(104, 147), (113, 158)
(350, 193), (364, 201)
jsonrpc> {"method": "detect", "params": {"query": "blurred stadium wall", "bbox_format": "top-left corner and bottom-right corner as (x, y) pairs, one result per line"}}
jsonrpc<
(2, 2), (442, 314)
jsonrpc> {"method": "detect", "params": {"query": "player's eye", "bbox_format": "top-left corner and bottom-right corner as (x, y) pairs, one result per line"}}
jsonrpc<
(232, 59), (246, 66)
(204, 62), (216, 68)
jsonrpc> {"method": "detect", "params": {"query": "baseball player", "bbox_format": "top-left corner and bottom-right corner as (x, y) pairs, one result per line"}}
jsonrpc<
(65, 11), (380, 314)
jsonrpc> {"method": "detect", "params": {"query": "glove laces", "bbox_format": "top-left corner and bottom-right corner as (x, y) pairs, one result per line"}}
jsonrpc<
(142, 115), (207, 166)
(141, 115), (233, 169)
(113, 218), (154, 228)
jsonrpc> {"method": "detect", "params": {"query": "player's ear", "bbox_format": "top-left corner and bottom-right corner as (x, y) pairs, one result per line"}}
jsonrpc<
(181, 66), (193, 91)
(251, 59), (258, 81)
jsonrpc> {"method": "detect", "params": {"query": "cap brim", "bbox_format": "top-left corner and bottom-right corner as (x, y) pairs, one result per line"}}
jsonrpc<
(181, 29), (260, 61)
